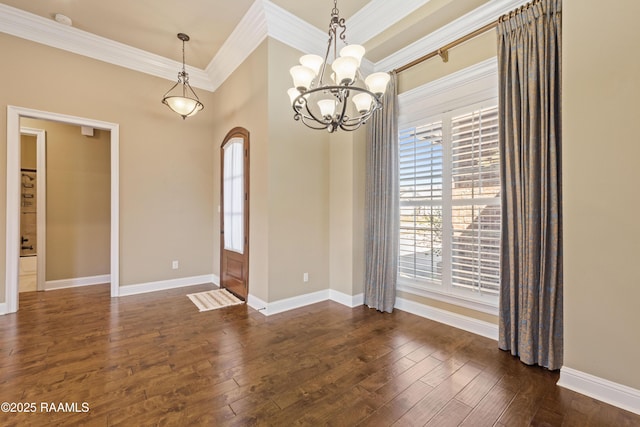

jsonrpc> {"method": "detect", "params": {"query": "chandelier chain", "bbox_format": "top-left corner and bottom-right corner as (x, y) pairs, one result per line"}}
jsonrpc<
(181, 38), (185, 74)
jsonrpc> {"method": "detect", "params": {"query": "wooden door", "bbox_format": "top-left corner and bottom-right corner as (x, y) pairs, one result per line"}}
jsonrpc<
(220, 127), (249, 300)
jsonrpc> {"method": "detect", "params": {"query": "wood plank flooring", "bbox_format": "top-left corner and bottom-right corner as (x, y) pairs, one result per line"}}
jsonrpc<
(0, 284), (638, 426)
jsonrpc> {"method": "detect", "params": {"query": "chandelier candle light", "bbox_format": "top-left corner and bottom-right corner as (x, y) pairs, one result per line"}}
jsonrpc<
(162, 33), (204, 119)
(288, 0), (390, 132)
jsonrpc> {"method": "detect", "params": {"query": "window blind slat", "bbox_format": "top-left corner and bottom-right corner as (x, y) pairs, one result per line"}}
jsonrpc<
(399, 104), (501, 297)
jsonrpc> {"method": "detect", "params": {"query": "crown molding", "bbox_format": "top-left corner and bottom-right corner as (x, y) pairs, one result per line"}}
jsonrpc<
(205, 0), (269, 92)
(347, 0), (432, 45)
(0, 0), (530, 94)
(0, 3), (214, 91)
(205, 0), (330, 92)
(374, 0), (528, 72)
(263, 0), (327, 56)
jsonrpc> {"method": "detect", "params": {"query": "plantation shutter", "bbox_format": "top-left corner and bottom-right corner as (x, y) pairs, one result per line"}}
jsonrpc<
(398, 121), (443, 283)
(450, 106), (501, 295)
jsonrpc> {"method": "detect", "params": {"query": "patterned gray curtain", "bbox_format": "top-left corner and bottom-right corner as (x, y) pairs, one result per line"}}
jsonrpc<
(364, 72), (398, 313)
(497, 0), (563, 370)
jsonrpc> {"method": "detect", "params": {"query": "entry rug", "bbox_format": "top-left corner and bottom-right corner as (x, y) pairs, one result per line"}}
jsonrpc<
(187, 289), (243, 312)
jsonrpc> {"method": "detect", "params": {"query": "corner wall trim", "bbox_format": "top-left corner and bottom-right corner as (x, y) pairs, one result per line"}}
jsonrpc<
(558, 367), (640, 415)
(45, 275), (111, 291)
(118, 275), (217, 297)
(394, 297), (499, 341)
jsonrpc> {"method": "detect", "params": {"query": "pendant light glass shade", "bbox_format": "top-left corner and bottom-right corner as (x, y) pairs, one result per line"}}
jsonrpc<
(162, 33), (204, 119)
(318, 99), (337, 118)
(290, 65), (316, 92)
(339, 44), (365, 66)
(352, 92), (373, 113)
(300, 54), (324, 76)
(365, 72), (391, 96)
(331, 56), (358, 85)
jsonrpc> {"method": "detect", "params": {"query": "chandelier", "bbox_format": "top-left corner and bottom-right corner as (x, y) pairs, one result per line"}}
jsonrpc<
(287, 1), (390, 132)
(162, 33), (204, 119)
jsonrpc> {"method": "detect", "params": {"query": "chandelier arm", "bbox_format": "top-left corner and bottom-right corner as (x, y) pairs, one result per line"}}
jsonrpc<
(294, 101), (331, 131)
(337, 89), (349, 121)
(300, 97), (332, 127)
(162, 80), (181, 99)
(300, 115), (331, 131)
(339, 121), (364, 132)
(318, 36), (334, 85)
(184, 81), (202, 102)
(291, 95), (329, 128)
(292, 86), (383, 132)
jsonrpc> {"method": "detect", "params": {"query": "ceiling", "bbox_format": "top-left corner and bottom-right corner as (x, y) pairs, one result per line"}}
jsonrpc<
(0, 0), (519, 90)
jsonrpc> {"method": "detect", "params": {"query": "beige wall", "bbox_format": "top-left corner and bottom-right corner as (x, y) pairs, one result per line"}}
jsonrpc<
(329, 128), (367, 297)
(0, 33), (217, 300)
(351, 129), (366, 296)
(563, 0), (640, 389)
(211, 39), (333, 303)
(266, 39), (331, 302)
(20, 135), (37, 170)
(210, 40), (269, 302)
(211, 38), (364, 303)
(21, 119), (110, 281)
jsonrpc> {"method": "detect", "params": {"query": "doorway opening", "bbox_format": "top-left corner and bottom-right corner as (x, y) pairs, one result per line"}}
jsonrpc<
(5, 106), (120, 314)
(18, 127), (46, 293)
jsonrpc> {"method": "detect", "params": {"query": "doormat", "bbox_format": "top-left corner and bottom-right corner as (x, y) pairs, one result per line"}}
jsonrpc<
(187, 288), (243, 312)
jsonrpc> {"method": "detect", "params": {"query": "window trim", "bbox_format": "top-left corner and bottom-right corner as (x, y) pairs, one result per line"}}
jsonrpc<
(398, 58), (500, 313)
(399, 57), (497, 128)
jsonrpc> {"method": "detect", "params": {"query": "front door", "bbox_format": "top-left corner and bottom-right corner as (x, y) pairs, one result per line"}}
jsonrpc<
(220, 127), (250, 300)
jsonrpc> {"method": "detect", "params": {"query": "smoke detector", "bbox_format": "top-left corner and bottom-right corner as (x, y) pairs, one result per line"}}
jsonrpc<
(54, 13), (72, 26)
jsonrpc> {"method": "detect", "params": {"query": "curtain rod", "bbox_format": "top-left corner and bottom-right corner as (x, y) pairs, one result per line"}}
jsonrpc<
(393, 0), (543, 74)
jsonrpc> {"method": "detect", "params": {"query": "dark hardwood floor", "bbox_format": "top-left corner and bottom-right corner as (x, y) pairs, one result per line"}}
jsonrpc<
(0, 284), (638, 426)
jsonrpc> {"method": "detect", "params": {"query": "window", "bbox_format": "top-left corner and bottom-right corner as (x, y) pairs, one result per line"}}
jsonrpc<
(223, 139), (245, 254)
(399, 102), (500, 308)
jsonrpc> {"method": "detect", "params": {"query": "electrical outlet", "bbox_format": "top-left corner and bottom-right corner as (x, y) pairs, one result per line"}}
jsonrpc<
(172, 260), (179, 269)
(303, 272), (309, 282)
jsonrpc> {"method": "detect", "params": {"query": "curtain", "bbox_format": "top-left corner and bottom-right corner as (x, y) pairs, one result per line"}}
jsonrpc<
(364, 72), (399, 313)
(497, 0), (563, 370)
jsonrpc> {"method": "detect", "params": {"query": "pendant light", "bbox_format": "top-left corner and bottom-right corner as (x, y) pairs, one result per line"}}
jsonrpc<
(162, 33), (204, 119)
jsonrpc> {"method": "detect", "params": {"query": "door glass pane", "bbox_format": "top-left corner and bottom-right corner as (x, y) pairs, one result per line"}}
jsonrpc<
(223, 139), (244, 254)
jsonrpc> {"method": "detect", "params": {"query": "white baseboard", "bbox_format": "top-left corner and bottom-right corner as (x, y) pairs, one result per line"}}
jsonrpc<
(261, 290), (331, 316)
(46, 274), (111, 291)
(247, 293), (268, 313)
(248, 288), (365, 316)
(248, 288), (496, 344)
(394, 297), (499, 341)
(118, 274), (217, 297)
(558, 367), (640, 415)
(330, 290), (364, 308)
(0, 302), (7, 315)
